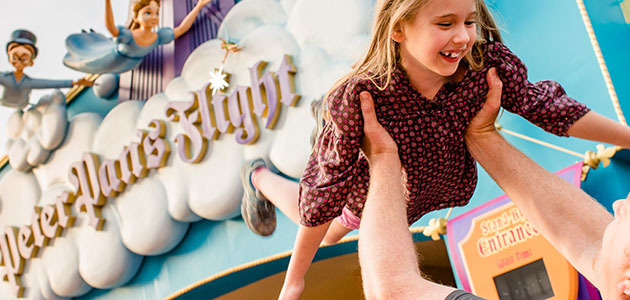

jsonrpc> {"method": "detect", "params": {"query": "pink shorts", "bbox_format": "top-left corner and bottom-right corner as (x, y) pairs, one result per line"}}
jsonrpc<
(335, 206), (361, 230)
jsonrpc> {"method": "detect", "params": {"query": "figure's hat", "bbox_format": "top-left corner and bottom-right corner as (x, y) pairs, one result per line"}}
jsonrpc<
(6, 29), (38, 58)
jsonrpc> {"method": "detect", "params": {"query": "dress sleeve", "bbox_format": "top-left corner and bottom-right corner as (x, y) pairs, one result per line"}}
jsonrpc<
(116, 26), (132, 44)
(487, 41), (590, 136)
(0, 73), (11, 86)
(157, 27), (175, 45)
(298, 79), (365, 226)
(26, 78), (74, 89)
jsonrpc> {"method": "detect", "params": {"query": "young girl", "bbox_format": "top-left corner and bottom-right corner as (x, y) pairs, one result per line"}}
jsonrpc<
(63, 0), (212, 74)
(241, 0), (630, 298)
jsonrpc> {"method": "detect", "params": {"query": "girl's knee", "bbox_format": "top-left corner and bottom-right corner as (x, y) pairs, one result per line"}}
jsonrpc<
(322, 221), (352, 245)
(322, 234), (342, 245)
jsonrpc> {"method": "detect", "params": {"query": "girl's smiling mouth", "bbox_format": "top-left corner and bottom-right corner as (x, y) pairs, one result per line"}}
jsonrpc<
(440, 51), (463, 62)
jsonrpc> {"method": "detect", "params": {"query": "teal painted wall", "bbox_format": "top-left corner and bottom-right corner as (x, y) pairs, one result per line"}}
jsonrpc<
(67, 82), (119, 120)
(582, 0), (630, 122)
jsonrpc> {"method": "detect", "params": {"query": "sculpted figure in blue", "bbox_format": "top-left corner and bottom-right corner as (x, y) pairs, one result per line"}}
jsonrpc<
(64, 0), (212, 74)
(0, 30), (92, 109)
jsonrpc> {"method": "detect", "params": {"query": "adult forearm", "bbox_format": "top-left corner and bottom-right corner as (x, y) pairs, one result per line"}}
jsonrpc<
(567, 111), (630, 148)
(465, 131), (611, 284)
(357, 89), (459, 299)
(359, 155), (417, 284)
(359, 155), (455, 299)
(359, 155), (423, 299)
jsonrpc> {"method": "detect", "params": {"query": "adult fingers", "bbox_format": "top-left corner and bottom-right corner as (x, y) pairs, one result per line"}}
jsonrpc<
(484, 67), (502, 112)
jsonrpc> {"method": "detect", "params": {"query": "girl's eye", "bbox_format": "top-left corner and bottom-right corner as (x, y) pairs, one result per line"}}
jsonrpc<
(465, 20), (477, 26)
(437, 23), (452, 27)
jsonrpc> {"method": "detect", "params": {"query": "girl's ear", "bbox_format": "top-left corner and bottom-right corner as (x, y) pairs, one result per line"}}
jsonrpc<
(391, 28), (405, 43)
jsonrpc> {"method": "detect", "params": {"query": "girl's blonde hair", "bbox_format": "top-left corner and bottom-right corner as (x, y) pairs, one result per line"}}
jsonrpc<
(129, 0), (161, 30)
(327, 0), (502, 100)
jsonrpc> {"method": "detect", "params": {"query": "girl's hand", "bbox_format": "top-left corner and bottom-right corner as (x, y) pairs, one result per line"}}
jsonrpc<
(359, 91), (398, 161)
(197, 0), (212, 6)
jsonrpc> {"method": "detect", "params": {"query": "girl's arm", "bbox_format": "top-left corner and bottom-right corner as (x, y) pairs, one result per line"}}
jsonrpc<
(279, 222), (331, 300)
(105, 0), (119, 37)
(567, 111), (630, 148)
(173, 0), (212, 39)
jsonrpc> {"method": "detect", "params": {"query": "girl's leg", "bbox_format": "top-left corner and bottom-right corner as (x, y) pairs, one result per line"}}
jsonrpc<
(322, 220), (353, 245)
(252, 166), (300, 224)
(253, 167), (353, 245)
(280, 222), (331, 300)
(252, 168), (355, 245)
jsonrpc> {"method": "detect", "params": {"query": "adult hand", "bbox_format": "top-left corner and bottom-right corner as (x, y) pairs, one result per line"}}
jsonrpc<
(359, 91), (398, 161)
(465, 67), (502, 139)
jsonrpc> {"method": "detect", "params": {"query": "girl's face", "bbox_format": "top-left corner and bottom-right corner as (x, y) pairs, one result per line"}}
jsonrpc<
(136, 1), (160, 29)
(394, 0), (477, 80)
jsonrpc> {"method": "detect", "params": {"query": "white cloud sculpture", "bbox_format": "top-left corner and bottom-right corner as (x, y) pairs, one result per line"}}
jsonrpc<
(6, 90), (69, 172)
(0, 0), (374, 298)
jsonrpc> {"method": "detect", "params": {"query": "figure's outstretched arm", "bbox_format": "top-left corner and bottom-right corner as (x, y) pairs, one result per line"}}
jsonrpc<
(73, 78), (94, 87)
(27, 77), (93, 90)
(567, 111), (630, 148)
(173, 0), (212, 39)
(105, 0), (119, 37)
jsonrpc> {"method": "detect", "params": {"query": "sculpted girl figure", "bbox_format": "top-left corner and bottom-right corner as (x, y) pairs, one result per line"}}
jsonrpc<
(63, 0), (212, 74)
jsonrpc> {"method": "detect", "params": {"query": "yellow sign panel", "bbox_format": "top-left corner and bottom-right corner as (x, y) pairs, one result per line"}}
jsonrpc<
(621, 0), (630, 24)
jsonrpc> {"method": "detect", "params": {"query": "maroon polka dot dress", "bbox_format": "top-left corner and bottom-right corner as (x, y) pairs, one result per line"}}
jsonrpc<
(298, 40), (590, 227)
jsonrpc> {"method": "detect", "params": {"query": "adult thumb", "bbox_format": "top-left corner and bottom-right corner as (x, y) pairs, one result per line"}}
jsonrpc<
(485, 67), (502, 110)
(360, 91), (378, 131)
